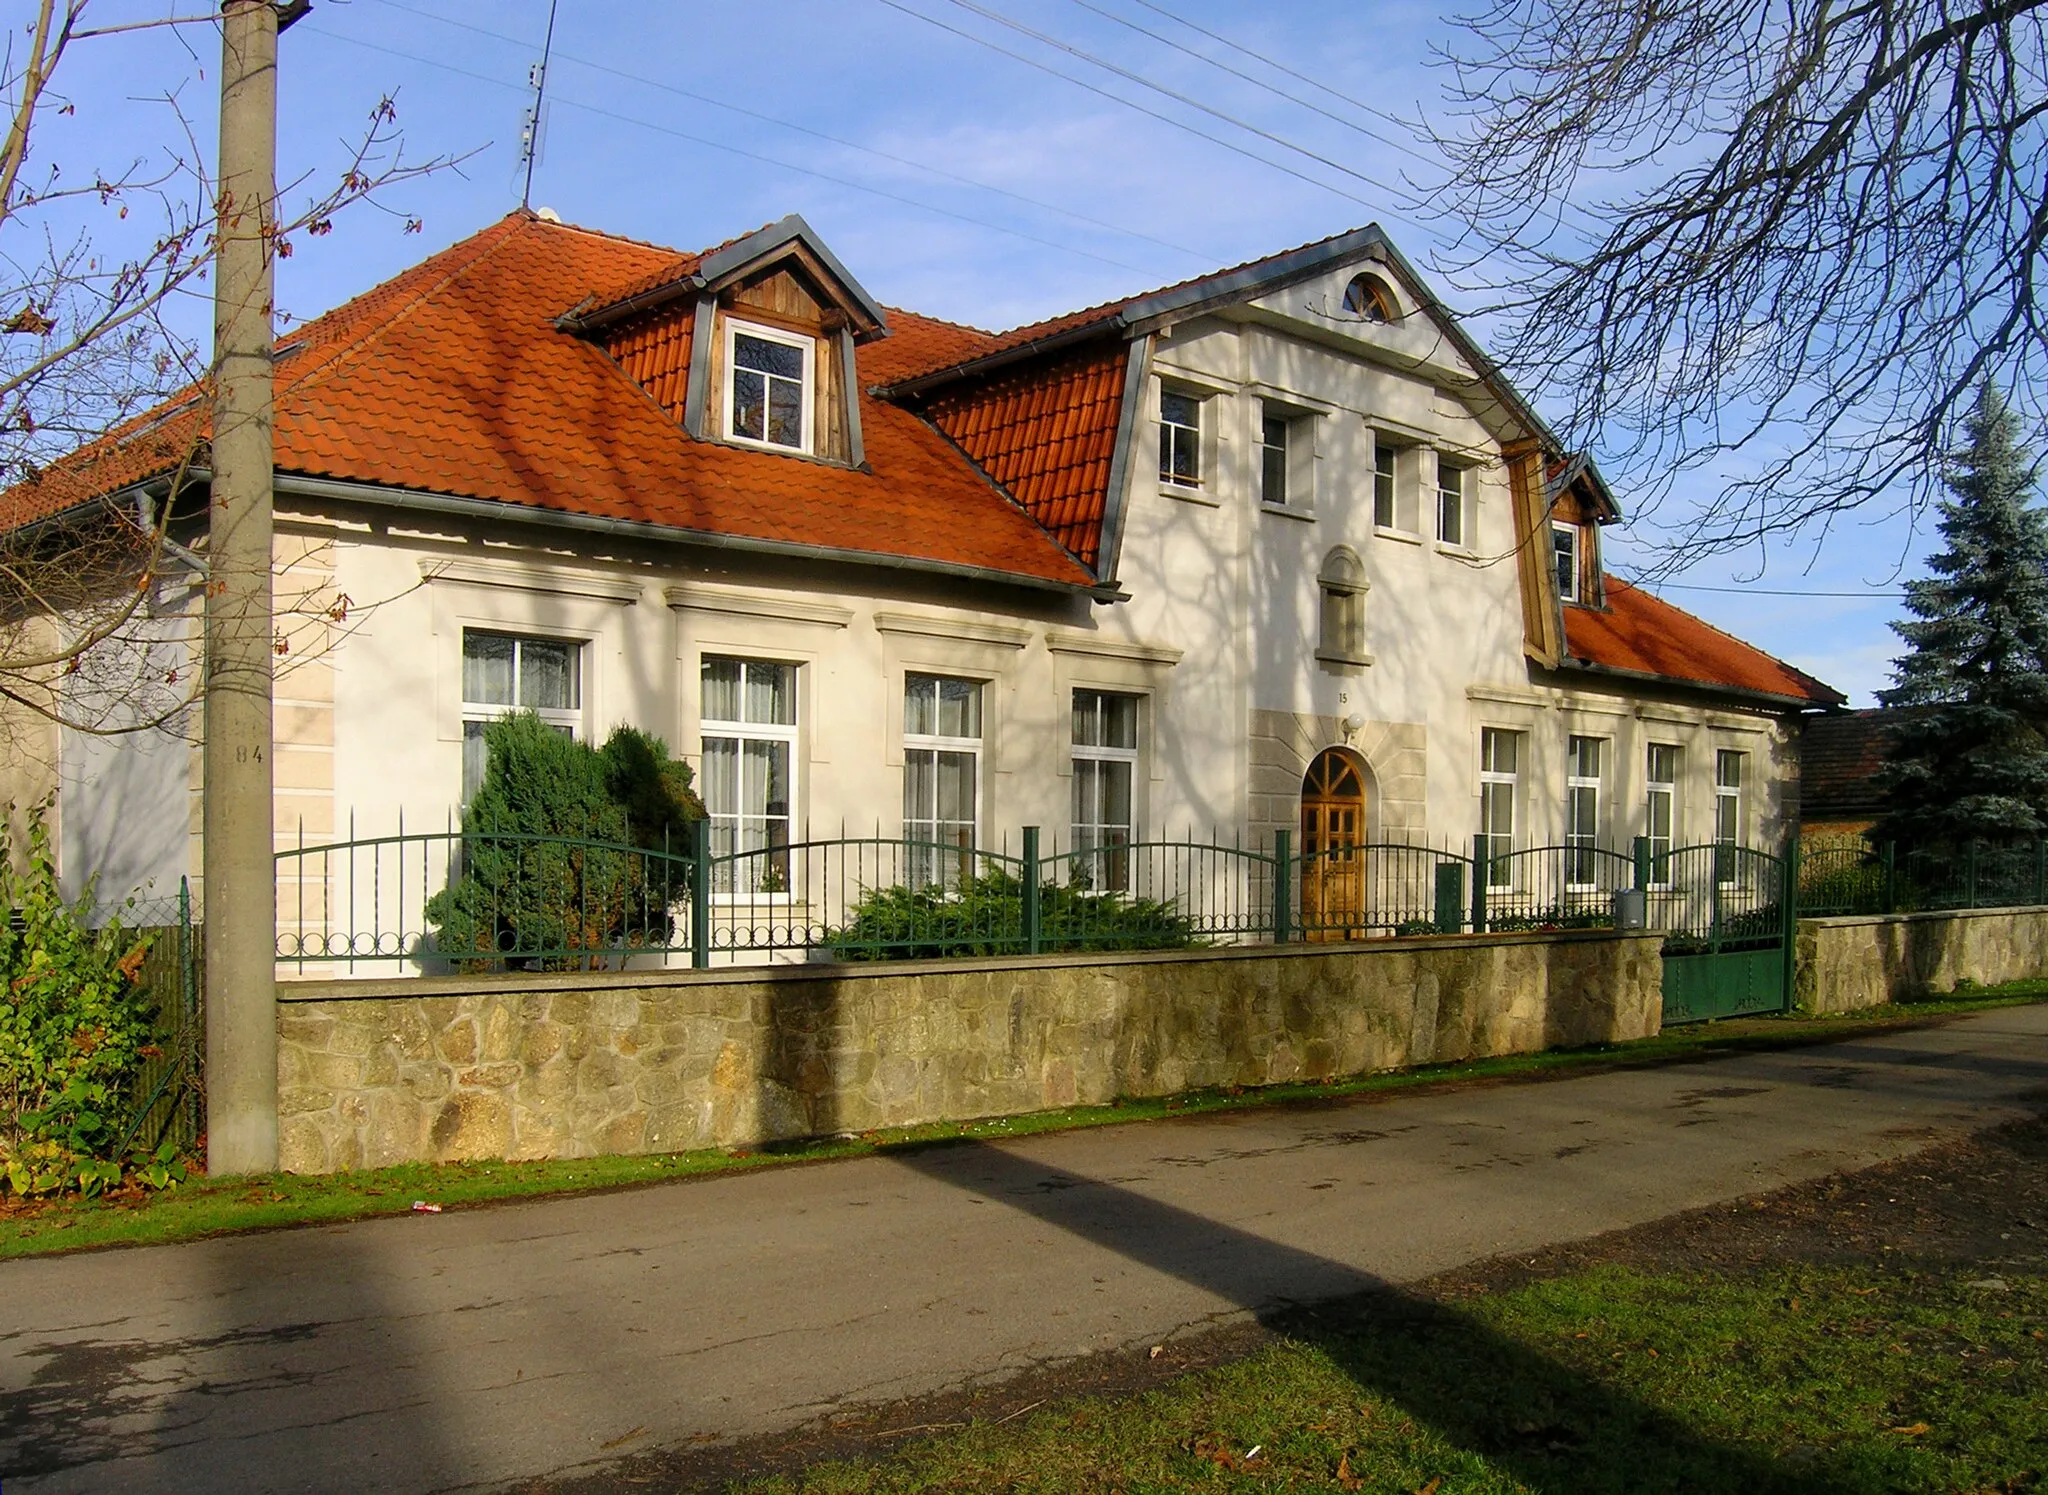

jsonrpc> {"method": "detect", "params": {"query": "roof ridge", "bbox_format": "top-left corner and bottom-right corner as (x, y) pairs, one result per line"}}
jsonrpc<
(885, 305), (999, 338)
(1602, 576), (1837, 696)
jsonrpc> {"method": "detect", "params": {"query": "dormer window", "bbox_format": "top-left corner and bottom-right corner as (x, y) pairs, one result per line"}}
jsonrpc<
(1553, 521), (1580, 601)
(726, 320), (813, 452)
(1343, 274), (1396, 323)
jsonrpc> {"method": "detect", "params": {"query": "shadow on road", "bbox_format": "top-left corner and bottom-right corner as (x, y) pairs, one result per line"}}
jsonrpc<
(892, 1139), (1856, 1494)
(0, 1224), (451, 1493)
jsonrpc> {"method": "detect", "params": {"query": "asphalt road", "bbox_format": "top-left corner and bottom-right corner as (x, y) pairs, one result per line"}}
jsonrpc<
(3, 1004), (2045, 1493)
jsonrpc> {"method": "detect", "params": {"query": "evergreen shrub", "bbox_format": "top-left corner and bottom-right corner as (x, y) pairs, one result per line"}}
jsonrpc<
(426, 714), (704, 970)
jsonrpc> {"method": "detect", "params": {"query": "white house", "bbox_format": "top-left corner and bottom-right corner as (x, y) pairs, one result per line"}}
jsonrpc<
(4, 209), (1842, 962)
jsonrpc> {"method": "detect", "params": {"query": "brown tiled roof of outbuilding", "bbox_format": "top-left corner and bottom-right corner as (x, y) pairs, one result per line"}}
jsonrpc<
(1800, 709), (1899, 821)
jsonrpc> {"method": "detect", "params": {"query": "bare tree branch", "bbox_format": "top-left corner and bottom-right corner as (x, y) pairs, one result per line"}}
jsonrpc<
(1423, 0), (2048, 569)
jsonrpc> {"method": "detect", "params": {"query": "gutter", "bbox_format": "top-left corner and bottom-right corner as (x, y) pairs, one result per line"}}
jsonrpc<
(1548, 655), (1844, 714)
(266, 471), (1127, 603)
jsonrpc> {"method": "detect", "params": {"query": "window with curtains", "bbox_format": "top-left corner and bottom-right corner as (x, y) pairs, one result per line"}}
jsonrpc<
(700, 657), (797, 893)
(1646, 742), (1680, 888)
(461, 630), (581, 802)
(1715, 749), (1746, 884)
(1565, 735), (1604, 890)
(1480, 728), (1520, 888)
(1072, 689), (1139, 892)
(903, 673), (982, 890)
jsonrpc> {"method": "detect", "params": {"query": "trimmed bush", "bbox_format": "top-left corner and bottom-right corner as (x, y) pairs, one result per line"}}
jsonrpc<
(0, 803), (156, 1197)
(828, 865), (1200, 960)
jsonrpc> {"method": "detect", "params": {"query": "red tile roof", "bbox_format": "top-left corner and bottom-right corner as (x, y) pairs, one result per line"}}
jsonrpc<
(1563, 578), (1843, 705)
(2, 212), (1095, 590)
(923, 339), (1127, 569)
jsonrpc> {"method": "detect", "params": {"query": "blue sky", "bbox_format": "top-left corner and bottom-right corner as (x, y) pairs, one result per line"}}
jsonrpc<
(47, 0), (1928, 703)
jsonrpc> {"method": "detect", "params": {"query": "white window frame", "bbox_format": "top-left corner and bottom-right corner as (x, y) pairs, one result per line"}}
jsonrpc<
(1553, 521), (1580, 601)
(460, 629), (583, 802)
(723, 318), (815, 454)
(1646, 742), (1680, 890)
(1158, 386), (1204, 491)
(1071, 689), (1141, 893)
(1714, 749), (1745, 886)
(1480, 727), (1520, 889)
(1372, 438), (1400, 531)
(902, 672), (984, 890)
(1565, 734), (1604, 891)
(1259, 407), (1291, 507)
(700, 655), (801, 897)
(1437, 459), (1468, 548)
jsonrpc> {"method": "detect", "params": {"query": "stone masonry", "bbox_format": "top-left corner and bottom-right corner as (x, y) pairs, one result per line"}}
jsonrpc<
(1795, 905), (2048, 1013)
(275, 929), (1663, 1173)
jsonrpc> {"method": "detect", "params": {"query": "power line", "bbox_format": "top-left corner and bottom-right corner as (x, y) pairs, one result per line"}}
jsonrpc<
(872, 0), (1439, 236)
(1064, 0), (1424, 162)
(1071, 0), (1609, 242)
(931, 0), (1414, 205)
(364, 0), (1215, 265)
(306, 25), (1173, 276)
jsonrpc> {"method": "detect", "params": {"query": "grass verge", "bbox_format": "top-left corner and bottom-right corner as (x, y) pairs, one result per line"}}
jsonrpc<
(731, 1259), (2047, 1494)
(2, 985), (2041, 1264)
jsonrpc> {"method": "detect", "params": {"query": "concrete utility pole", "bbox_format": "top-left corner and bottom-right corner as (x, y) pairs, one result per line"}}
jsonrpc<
(204, 0), (281, 1175)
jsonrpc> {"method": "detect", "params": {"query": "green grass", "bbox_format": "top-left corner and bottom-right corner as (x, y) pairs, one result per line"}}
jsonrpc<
(1, 984), (2040, 1263)
(737, 1262), (2048, 1494)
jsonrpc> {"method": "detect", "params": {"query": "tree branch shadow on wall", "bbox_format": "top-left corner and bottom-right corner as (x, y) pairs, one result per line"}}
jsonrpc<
(888, 1139), (1862, 1495)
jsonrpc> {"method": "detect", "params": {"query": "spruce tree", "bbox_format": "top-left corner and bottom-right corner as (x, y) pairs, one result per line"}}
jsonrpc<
(1873, 383), (2048, 846)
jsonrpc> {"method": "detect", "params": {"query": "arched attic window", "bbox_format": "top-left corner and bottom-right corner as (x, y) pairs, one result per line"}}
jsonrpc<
(1317, 546), (1371, 670)
(1342, 274), (1397, 323)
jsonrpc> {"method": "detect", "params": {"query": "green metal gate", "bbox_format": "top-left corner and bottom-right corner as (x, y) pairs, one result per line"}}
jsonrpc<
(1654, 841), (1796, 1024)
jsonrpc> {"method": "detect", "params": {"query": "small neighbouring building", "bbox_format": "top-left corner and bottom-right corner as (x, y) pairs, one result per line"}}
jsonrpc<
(3, 209), (1842, 965)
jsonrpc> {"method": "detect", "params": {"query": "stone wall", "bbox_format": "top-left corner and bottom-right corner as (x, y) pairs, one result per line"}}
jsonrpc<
(1795, 905), (2048, 1013)
(275, 929), (1665, 1173)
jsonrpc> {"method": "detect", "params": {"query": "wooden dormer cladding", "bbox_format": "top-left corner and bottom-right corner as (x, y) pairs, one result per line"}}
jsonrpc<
(709, 265), (856, 465)
(918, 337), (1129, 570)
(1549, 482), (1605, 609)
(1505, 439), (1564, 668)
(573, 216), (887, 469)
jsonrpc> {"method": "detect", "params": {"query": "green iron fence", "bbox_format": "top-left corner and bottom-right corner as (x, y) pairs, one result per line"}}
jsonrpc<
(276, 819), (1818, 972)
(1802, 835), (2048, 916)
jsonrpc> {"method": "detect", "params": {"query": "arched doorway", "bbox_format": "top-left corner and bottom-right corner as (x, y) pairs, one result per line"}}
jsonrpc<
(1300, 748), (1367, 940)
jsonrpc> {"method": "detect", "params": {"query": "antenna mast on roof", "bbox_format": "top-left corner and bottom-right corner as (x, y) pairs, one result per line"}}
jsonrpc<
(518, 0), (560, 209)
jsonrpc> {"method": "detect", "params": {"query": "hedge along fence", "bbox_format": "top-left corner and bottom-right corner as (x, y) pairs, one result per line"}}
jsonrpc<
(1802, 834), (2048, 916)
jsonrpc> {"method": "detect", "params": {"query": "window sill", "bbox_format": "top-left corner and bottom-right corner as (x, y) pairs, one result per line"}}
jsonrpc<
(1374, 525), (1423, 546)
(1260, 502), (1315, 522)
(1435, 542), (1476, 558)
(1315, 649), (1374, 671)
(1160, 481), (1220, 507)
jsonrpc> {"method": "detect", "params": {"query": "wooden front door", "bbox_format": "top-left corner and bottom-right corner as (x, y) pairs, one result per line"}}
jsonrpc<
(1300, 749), (1366, 940)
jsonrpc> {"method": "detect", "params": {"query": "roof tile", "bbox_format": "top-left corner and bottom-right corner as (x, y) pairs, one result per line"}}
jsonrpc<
(1563, 578), (1843, 705)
